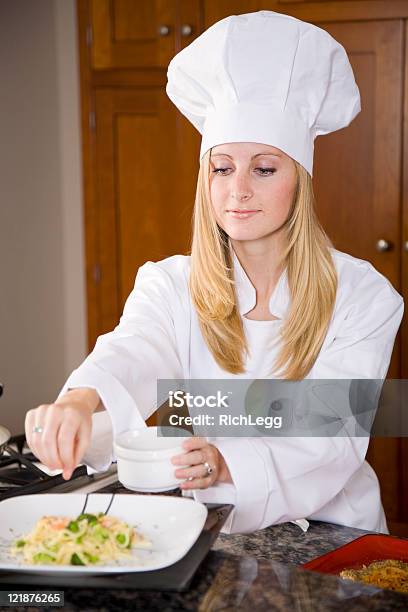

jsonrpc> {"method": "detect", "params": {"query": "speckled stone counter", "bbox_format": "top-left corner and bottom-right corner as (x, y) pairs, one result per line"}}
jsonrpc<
(212, 518), (378, 564)
(4, 520), (408, 611)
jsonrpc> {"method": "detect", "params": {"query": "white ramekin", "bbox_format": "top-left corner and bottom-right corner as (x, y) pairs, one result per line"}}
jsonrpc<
(113, 426), (191, 492)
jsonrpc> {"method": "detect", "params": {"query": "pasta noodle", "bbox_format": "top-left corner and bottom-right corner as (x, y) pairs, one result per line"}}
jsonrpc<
(340, 560), (408, 593)
(11, 512), (151, 566)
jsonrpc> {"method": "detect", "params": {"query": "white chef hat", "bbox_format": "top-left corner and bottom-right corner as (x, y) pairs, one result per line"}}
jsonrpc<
(166, 10), (361, 176)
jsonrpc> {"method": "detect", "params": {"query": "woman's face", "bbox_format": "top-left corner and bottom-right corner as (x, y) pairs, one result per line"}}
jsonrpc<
(209, 142), (297, 243)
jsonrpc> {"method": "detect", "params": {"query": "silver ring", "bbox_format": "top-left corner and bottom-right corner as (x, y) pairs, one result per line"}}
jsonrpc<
(32, 425), (43, 434)
(204, 461), (213, 476)
(187, 476), (194, 482)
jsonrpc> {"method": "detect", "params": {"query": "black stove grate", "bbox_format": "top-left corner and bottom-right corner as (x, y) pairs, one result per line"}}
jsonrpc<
(0, 433), (88, 501)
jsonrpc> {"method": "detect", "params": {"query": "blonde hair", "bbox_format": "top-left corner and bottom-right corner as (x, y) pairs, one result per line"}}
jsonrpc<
(189, 148), (337, 380)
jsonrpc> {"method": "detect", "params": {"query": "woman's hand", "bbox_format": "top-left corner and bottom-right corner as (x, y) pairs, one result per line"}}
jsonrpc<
(171, 436), (233, 490)
(25, 388), (101, 480)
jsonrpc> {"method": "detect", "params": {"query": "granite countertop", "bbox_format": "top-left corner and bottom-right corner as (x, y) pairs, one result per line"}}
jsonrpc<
(5, 516), (408, 611)
(212, 518), (376, 564)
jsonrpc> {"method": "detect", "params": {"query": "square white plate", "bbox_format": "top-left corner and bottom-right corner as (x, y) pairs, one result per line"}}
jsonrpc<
(0, 494), (208, 575)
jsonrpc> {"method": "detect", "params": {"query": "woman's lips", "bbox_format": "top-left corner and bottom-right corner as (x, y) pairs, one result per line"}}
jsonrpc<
(227, 210), (260, 219)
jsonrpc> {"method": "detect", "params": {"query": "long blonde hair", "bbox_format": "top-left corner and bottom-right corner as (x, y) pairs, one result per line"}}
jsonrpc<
(189, 148), (337, 380)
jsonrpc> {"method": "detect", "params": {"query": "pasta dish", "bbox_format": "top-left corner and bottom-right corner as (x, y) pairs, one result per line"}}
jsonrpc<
(340, 559), (408, 593)
(11, 512), (151, 566)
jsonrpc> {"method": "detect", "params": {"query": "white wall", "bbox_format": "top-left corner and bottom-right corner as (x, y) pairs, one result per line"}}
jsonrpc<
(0, 0), (86, 434)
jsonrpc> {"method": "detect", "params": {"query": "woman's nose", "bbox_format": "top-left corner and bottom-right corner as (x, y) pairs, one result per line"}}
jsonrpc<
(231, 173), (253, 201)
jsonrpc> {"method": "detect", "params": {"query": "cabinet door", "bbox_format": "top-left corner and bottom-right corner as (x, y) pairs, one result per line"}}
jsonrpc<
(314, 19), (402, 293)
(89, 0), (178, 69)
(311, 19), (404, 529)
(89, 0), (201, 69)
(90, 87), (200, 338)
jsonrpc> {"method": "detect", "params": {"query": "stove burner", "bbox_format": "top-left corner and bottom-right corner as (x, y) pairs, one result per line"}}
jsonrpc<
(0, 433), (88, 501)
(0, 468), (40, 486)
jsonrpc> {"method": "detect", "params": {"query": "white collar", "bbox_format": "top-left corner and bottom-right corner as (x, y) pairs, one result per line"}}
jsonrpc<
(230, 243), (290, 319)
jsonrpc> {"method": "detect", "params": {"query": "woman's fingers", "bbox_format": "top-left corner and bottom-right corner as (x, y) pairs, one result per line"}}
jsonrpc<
(171, 448), (204, 466)
(57, 411), (83, 480)
(24, 401), (93, 480)
(171, 438), (220, 490)
(41, 404), (75, 469)
(174, 461), (212, 480)
(180, 473), (217, 490)
(181, 436), (206, 452)
(171, 437), (209, 466)
(73, 418), (92, 469)
(25, 405), (51, 464)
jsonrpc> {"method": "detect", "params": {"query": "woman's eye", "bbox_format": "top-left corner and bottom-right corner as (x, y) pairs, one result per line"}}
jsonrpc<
(256, 168), (276, 175)
(211, 167), (276, 175)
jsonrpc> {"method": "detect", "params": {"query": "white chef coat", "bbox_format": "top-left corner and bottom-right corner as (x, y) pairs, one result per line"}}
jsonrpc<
(59, 247), (404, 534)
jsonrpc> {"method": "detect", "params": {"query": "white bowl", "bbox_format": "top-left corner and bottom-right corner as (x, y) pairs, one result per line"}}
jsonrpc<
(113, 426), (191, 492)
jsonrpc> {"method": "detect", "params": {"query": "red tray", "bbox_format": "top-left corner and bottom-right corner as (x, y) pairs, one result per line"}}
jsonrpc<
(302, 534), (408, 575)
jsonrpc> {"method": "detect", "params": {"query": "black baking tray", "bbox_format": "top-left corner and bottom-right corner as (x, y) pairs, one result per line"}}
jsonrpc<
(0, 502), (233, 592)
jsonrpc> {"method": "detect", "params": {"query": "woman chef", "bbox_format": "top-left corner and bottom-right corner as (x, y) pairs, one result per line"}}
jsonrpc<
(25, 11), (404, 534)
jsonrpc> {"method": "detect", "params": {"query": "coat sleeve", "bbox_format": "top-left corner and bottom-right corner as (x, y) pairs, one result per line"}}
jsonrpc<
(57, 261), (184, 471)
(193, 267), (404, 533)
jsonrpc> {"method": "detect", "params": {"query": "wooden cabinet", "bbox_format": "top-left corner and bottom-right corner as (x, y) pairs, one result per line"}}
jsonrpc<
(313, 18), (404, 532)
(77, 0), (201, 343)
(89, 0), (201, 69)
(312, 18), (403, 367)
(92, 87), (199, 333)
(77, 0), (407, 532)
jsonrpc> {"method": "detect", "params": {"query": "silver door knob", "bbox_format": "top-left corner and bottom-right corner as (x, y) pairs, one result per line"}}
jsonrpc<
(404, 241), (408, 252)
(376, 239), (392, 252)
(158, 25), (170, 36)
(181, 24), (193, 36)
